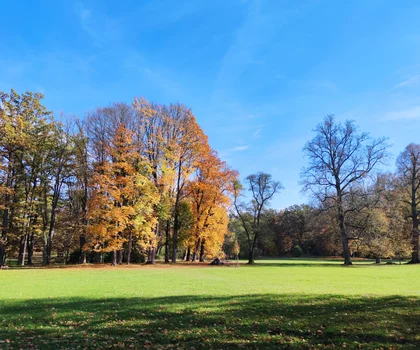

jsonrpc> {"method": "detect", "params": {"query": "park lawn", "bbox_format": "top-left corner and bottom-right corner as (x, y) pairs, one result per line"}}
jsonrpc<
(0, 259), (419, 349)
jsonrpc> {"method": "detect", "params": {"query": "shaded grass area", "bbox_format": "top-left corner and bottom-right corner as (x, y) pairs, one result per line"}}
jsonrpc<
(1, 259), (419, 349)
(0, 294), (419, 349)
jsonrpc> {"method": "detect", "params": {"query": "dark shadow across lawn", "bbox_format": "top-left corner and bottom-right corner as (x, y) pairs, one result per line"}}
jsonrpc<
(0, 294), (419, 349)
(246, 257), (408, 268)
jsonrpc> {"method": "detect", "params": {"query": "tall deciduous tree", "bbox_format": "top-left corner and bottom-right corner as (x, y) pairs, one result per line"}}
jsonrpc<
(86, 124), (159, 265)
(133, 98), (175, 264)
(233, 172), (282, 264)
(42, 123), (74, 265)
(396, 143), (420, 264)
(0, 89), (53, 266)
(301, 115), (389, 265)
(167, 104), (208, 263)
(72, 120), (90, 264)
(187, 149), (237, 262)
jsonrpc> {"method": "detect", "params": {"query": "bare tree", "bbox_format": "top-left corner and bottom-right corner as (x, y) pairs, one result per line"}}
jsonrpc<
(233, 172), (282, 264)
(301, 115), (389, 265)
(396, 143), (420, 264)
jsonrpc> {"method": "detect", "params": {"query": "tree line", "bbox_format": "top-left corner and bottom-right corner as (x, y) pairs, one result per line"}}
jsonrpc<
(0, 90), (237, 266)
(228, 116), (420, 265)
(1, 90), (419, 266)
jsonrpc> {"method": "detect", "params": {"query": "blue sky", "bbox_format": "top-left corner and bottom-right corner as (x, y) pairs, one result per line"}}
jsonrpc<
(2, 0), (420, 209)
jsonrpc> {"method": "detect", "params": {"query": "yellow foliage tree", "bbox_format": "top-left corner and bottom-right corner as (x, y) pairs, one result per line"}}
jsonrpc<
(86, 124), (159, 265)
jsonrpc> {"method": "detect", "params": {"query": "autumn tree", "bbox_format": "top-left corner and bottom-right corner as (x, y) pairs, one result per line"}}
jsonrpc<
(133, 98), (175, 264)
(71, 120), (90, 264)
(0, 90), (54, 266)
(165, 104), (208, 263)
(42, 123), (75, 265)
(301, 115), (389, 265)
(187, 149), (237, 262)
(233, 172), (282, 264)
(396, 143), (420, 263)
(86, 124), (159, 265)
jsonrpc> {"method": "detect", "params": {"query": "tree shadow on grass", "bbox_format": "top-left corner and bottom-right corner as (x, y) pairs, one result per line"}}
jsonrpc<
(0, 294), (419, 349)
(247, 262), (358, 268)
(248, 258), (390, 268)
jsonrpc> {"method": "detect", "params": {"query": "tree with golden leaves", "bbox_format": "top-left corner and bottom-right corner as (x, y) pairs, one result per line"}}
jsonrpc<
(187, 149), (238, 262)
(86, 124), (159, 265)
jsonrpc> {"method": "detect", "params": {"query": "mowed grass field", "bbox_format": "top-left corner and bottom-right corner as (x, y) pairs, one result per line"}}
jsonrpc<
(0, 259), (419, 349)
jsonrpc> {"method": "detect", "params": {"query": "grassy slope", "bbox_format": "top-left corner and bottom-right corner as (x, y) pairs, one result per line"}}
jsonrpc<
(0, 259), (419, 349)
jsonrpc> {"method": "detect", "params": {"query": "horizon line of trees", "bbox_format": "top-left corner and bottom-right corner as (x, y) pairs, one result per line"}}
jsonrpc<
(0, 89), (238, 266)
(1, 90), (419, 267)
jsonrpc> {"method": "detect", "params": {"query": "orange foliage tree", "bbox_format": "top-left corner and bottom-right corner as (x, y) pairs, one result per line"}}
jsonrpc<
(187, 149), (238, 261)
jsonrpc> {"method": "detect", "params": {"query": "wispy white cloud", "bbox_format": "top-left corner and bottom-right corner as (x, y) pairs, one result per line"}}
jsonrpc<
(74, 2), (122, 47)
(393, 74), (420, 89)
(219, 144), (250, 159)
(252, 128), (262, 137)
(231, 145), (249, 152)
(384, 105), (420, 121)
(75, 2), (96, 43)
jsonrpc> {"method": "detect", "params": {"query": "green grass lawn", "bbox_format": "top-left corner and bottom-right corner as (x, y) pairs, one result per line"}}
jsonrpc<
(1, 259), (419, 349)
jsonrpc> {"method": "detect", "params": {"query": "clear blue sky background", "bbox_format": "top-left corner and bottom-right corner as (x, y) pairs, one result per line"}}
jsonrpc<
(2, 0), (420, 209)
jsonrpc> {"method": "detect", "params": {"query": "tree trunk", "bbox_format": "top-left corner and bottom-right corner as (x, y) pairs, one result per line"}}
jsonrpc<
(248, 247), (255, 264)
(408, 179), (420, 263)
(409, 226), (420, 264)
(150, 246), (156, 264)
(0, 221), (8, 267)
(127, 231), (133, 265)
(80, 166), (88, 264)
(248, 231), (259, 265)
(18, 234), (28, 266)
(375, 257), (381, 264)
(192, 237), (201, 262)
(148, 222), (159, 264)
(172, 159), (182, 264)
(0, 242), (5, 266)
(43, 222), (55, 265)
(340, 234), (352, 265)
(337, 203), (352, 265)
(164, 220), (170, 264)
(199, 239), (205, 262)
(186, 247), (191, 261)
(79, 234), (87, 264)
(146, 247), (156, 264)
(408, 162), (420, 263)
(1, 164), (12, 267)
(172, 213), (179, 263)
(112, 250), (117, 266)
(27, 232), (35, 265)
(146, 248), (152, 264)
(117, 249), (123, 265)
